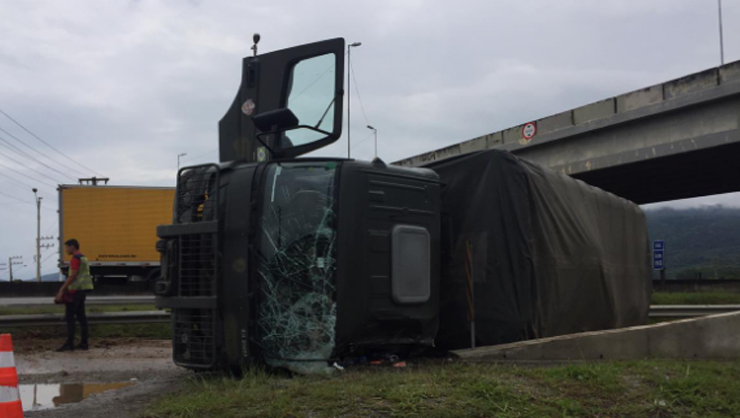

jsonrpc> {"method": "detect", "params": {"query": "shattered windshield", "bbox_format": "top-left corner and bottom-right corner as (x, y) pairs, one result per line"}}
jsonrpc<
(256, 161), (338, 373)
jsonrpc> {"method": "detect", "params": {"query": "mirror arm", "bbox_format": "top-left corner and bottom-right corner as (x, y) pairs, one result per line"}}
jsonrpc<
(255, 125), (332, 158)
(314, 97), (337, 129)
(292, 125), (332, 136)
(256, 125), (332, 156)
(254, 131), (277, 155)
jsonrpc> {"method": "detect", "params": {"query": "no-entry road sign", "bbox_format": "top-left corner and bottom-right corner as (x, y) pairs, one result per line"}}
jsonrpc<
(522, 122), (537, 141)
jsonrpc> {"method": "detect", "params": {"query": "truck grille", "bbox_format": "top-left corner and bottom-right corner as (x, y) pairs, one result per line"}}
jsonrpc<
(179, 233), (217, 297)
(172, 164), (219, 368)
(176, 164), (219, 223)
(173, 309), (216, 367)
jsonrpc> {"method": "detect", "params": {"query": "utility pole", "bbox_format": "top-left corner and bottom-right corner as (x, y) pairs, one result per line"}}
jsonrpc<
(33, 188), (42, 282)
(347, 42), (362, 158)
(8, 256), (22, 281)
(33, 236), (55, 281)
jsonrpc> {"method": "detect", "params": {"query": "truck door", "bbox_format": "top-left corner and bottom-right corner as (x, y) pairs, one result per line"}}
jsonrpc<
(219, 38), (345, 163)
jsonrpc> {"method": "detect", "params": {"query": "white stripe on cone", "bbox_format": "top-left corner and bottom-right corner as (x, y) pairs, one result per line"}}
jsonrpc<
(0, 385), (20, 403)
(0, 352), (15, 368)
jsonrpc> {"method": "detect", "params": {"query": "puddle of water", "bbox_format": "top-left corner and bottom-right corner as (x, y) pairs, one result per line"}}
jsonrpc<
(19, 382), (133, 412)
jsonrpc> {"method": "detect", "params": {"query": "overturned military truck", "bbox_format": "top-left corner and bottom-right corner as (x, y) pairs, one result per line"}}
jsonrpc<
(155, 38), (441, 374)
(154, 36), (651, 373)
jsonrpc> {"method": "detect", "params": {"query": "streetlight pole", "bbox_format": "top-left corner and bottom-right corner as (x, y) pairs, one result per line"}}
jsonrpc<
(367, 125), (378, 159)
(347, 42), (362, 159)
(177, 153), (187, 171)
(718, 0), (725, 65)
(33, 188), (42, 282)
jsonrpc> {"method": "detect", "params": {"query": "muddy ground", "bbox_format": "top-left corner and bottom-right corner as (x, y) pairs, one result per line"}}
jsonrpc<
(16, 339), (188, 418)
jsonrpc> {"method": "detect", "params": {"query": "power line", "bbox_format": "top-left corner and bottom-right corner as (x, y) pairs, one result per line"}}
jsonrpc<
(0, 195), (57, 213)
(0, 140), (66, 184)
(11, 245), (37, 277)
(0, 126), (87, 178)
(0, 190), (33, 204)
(43, 222), (57, 237)
(349, 58), (371, 126)
(0, 173), (57, 206)
(41, 251), (57, 265)
(0, 157), (60, 187)
(0, 171), (50, 193)
(351, 131), (376, 151)
(289, 62), (336, 104)
(0, 168), (56, 191)
(0, 134), (78, 181)
(0, 183), (55, 206)
(188, 149), (218, 161)
(0, 108), (104, 177)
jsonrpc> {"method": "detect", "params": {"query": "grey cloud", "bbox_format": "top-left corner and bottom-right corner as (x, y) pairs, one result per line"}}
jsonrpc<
(1, 0), (739, 278)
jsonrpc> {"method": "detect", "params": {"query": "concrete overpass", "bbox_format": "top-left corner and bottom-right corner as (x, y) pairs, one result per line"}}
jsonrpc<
(395, 61), (740, 204)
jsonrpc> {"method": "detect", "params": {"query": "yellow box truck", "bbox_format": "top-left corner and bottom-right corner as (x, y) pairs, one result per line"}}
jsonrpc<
(58, 185), (175, 282)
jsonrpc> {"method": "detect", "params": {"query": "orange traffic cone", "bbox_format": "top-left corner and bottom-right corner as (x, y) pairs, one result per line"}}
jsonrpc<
(0, 334), (23, 418)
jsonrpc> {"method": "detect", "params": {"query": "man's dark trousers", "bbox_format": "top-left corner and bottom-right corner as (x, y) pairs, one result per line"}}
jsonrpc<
(65, 290), (89, 345)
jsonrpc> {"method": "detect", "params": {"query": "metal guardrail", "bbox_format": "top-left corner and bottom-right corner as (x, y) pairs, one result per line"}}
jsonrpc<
(0, 296), (154, 307)
(1, 305), (739, 328)
(75, 296), (154, 306)
(0, 311), (169, 327)
(648, 305), (740, 318)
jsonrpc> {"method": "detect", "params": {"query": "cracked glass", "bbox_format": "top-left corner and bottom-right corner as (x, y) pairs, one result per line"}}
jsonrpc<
(255, 161), (338, 373)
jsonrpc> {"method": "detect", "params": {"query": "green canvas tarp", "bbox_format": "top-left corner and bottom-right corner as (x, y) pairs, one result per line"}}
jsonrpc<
(427, 150), (652, 350)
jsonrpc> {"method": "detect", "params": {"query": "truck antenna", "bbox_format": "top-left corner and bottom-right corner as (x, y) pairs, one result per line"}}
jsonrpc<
(251, 33), (261, 57)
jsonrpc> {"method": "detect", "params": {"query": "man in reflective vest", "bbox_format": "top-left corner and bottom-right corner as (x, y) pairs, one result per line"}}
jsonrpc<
(55, 238), (94, 352)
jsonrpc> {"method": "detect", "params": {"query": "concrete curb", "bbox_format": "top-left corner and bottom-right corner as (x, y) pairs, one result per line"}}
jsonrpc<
(452, 311), (740, 361)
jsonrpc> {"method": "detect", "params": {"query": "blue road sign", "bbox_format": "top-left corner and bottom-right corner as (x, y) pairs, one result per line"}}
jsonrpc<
(653, 240), (665, 270)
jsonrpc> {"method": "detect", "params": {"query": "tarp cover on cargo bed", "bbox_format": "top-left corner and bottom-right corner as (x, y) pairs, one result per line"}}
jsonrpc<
(428, 150), (651, 350)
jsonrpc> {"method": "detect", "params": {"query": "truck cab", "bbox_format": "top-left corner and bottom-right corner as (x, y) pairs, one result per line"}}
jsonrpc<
(155, 38), (440, 372)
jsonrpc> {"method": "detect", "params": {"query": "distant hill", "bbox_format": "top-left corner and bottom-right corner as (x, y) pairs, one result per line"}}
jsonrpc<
(11, 272), (62, 282)
(39, 272), (61, 282)
(645, 206), (740, 280)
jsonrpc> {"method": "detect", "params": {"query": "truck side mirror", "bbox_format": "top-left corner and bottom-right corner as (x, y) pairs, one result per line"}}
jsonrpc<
(252, 108), (299, 131)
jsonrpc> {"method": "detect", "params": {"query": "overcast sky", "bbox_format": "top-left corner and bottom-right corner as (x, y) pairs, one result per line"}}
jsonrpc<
(1, 0), (739, 279)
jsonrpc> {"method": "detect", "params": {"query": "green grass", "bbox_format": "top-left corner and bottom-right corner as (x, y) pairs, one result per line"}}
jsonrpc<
(651, 292), (740, 305)
(0, 304), (157, 316)
(146, 360), (740, 418)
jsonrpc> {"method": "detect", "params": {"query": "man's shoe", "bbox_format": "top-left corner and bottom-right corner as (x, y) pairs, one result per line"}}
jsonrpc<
(55, 343), (74, 352)
(76, 342), (89, 350)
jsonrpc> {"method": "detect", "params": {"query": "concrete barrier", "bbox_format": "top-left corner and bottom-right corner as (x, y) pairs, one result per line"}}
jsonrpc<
(453, 311), (740, 361)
